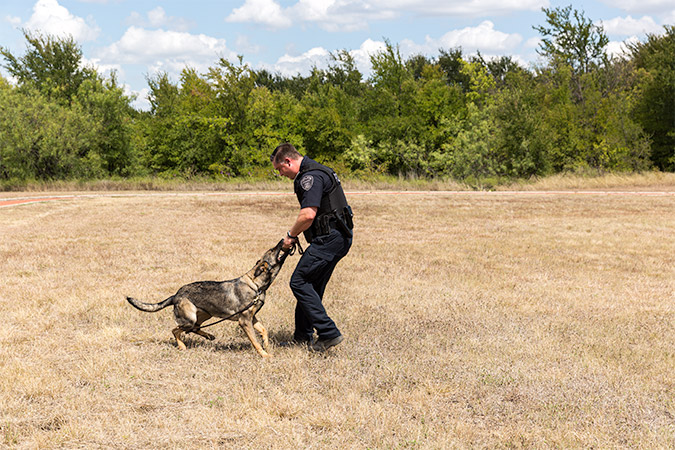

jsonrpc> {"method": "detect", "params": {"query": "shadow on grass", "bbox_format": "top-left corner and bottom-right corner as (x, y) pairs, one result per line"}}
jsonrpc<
(148, 328), (299, 354)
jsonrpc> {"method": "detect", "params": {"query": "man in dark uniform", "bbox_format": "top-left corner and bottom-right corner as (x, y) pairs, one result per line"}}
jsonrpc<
(270, 143), (354, 351)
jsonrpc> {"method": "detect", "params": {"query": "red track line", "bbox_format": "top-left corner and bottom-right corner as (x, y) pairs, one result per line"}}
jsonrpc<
(0, 196), (76, 208)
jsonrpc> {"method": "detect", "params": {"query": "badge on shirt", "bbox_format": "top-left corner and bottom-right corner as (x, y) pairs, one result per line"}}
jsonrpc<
(300, 175), (314, 191)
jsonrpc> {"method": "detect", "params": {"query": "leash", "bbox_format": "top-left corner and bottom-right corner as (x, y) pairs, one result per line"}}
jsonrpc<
(193, 241), (303, 333)
(194, 295), (264, 331)
(284, 239), (304, 255)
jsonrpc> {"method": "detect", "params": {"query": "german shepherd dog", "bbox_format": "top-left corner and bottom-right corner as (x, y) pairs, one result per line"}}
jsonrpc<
(126, 240), (289, 358)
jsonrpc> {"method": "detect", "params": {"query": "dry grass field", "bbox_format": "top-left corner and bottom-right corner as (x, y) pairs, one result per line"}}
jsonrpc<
(1, 187), (673, 448)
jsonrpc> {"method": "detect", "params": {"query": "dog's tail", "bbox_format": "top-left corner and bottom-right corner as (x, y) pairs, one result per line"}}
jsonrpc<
(126, 295), (175, 313)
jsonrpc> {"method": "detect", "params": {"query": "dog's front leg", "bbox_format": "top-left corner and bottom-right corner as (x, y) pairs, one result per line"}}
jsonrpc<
(239, 318), (270, 358)
(252, 316), (269, 350)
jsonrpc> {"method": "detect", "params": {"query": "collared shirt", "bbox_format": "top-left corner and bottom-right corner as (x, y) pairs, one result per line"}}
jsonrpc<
(294, 157), (333, 209)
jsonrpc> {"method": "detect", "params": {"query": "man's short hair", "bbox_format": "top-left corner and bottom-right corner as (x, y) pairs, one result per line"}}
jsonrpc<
(271, 143), (301, 163)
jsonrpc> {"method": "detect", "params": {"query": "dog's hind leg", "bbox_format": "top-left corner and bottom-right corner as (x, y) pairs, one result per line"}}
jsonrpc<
(252, 316), (269, 350)
(192, 311), (216, 341)
(172, 297), (198, 350)
(192, 329), (216, 341)
(239, 316), (270, 358)
(172, 327), (188, 350)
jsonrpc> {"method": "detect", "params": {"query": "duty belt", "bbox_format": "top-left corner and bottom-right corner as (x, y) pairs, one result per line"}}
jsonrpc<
(306, 207), (354, 242)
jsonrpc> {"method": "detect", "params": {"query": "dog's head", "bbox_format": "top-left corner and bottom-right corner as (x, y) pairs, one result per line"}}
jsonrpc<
(250, 239), (289, 288)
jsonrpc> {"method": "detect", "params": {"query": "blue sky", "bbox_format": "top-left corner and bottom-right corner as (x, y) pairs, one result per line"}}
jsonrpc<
(1, 0), (673, 110)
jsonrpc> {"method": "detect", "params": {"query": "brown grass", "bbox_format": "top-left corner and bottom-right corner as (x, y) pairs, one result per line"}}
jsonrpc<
(1, 189), (673, 448)
(3, 170), (674, 194)
(500, 171), (675, 192)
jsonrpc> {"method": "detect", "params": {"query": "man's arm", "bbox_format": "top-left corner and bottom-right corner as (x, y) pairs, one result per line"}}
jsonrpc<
(283, 207), (317, 249)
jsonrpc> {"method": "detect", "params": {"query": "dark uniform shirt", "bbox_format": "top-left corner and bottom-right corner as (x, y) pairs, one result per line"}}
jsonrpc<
(294, 157), (334, 210)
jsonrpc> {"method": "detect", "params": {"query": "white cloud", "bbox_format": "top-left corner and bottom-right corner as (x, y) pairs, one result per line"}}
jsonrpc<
(291, 0), (397, 31)
(371, 0), (547, 16)
(129, 87), (151, 111)
(24, 0), (100, 42)
(235, 35), (262, 55)
(349, 39), (387, 74)
(226, 0), (292, 29)
(524, 36), (541, 49)
(598, 0), (674, 14)
(227, 0), (548, 31)
(6, 15), (22, 27)
(82, 57), (123, 78)
(606, 36), (640, 59)
(126, 6), (193, 32)
(397, 21), (523, 57)
(437, 21), (523, 52)
(147, 7), (169, 27)
(96, 27), (237, 81)
(100, 27), (234, 65)
(599, 15), (662, 37)
(273, 47), (330, 76)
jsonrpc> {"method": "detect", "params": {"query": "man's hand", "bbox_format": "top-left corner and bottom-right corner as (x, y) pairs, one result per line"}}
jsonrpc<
(283, 233), (297, 250)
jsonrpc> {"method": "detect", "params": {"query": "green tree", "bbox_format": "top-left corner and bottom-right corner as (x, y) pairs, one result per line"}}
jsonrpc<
(446, 103), (500, 180)
(489, 71), (553, 177)
(142, 72), (181, 173)
(74, 72), (137, 176)
(0, 30), (95, 104)
(411, 64), (465, 162)
(253, 69), (311, 99)
(298, 83), (353, 160)
(246, 86), (304, 173)
(142, 69), (233, 176)
(0, 84), (102, 180)
(460, 59), (496, 106)
(438, 48), (471, 90)
(406, 54), (433, 80)
(472, 53), (527, 88)
(629, 26), (675, 170)
(534, 5), (609, 76)
(362, 40), (419, 148)
(147, 71), (180, 117)
(207, 56), (255, 136)
(326, 50), (364, 97)
(369, 39), (411, 116)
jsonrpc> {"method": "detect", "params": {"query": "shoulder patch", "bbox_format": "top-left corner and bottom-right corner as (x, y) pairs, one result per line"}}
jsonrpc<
(300, 175), (314, 191)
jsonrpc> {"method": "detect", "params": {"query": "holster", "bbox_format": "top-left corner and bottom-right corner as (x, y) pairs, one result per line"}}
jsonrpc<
(335, 206), (354, 238)
(303, 207), (354, 243)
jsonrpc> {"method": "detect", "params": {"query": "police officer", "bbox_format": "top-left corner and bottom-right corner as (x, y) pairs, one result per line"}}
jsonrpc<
(271, 143), (354, 351)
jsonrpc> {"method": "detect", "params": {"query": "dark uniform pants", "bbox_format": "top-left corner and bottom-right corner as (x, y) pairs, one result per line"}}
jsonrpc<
(290, 229), (352, 342)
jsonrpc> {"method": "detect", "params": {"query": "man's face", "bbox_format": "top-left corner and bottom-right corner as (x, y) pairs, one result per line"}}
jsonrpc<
(273, 157), (297, 179)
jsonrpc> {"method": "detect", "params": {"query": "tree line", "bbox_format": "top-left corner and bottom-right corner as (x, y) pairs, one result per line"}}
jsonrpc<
(1, 5), (673, 183)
